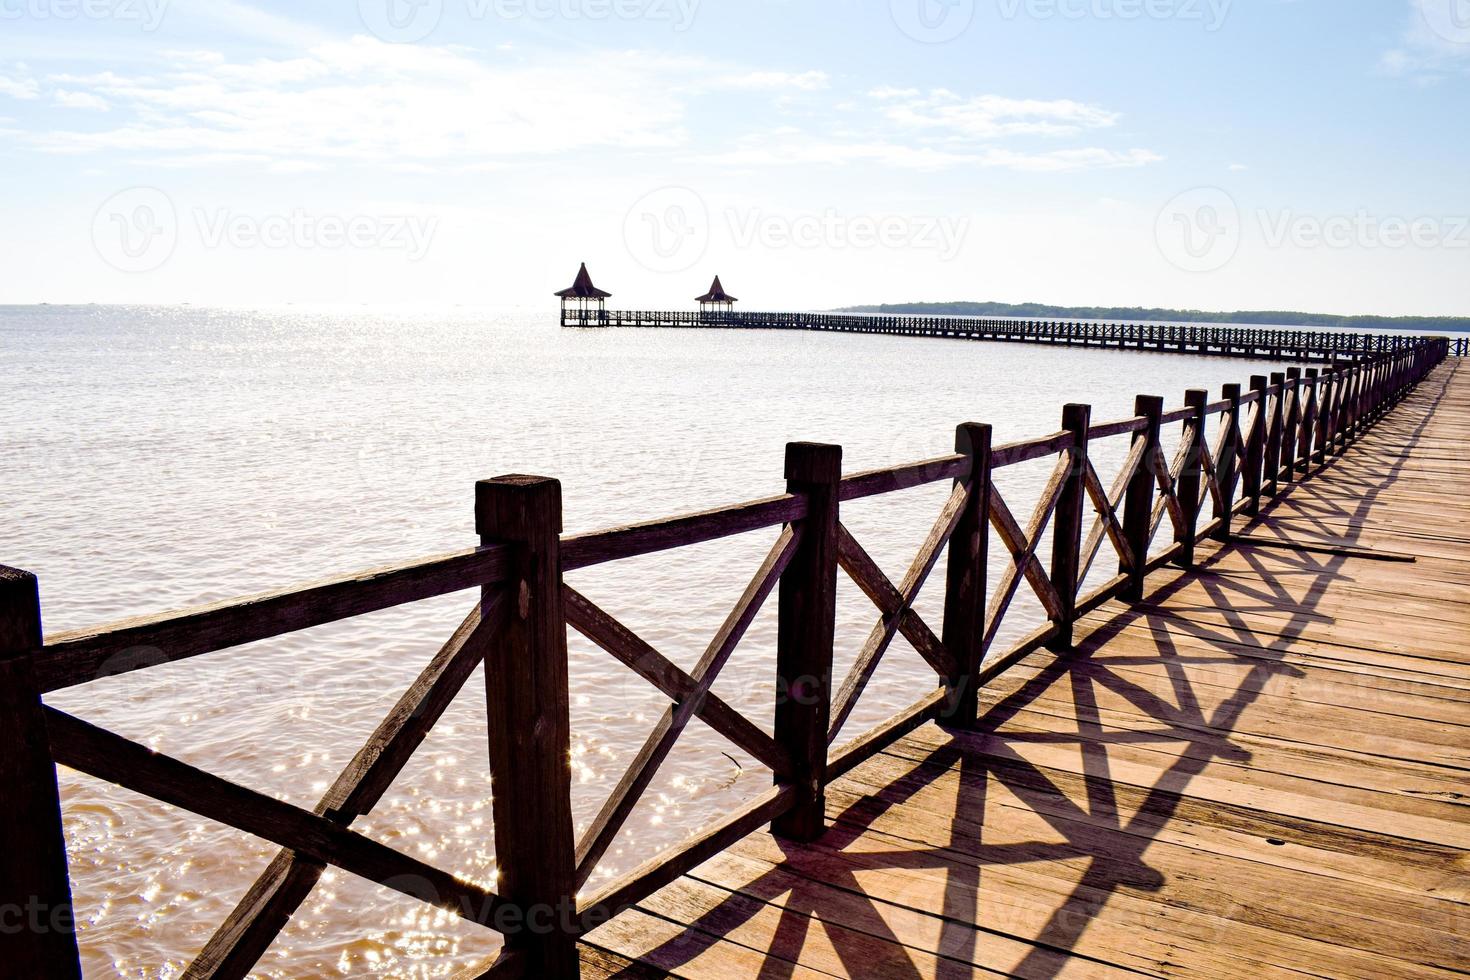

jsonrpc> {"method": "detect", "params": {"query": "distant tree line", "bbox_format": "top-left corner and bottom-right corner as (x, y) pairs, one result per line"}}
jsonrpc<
(835, 301), (1470, 333)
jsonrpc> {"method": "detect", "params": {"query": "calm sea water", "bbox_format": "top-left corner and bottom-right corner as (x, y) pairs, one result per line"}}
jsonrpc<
(1, 306), (1278, 978)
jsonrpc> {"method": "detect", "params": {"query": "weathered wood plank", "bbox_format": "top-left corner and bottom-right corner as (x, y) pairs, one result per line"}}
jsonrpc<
(574, 526), (799, 888)
(983, 456), (1069, 652)
(1048, 403), (1092, 649)
(564, 585), (792, 777)
(34, 546), (510, 692)
(590, 357), (1467, 980)
(44, 708), (509, 927)
(0, 568), (81, 978)
(563, 493), (805, 570)
(940, 422), (992, 725)
(829, 487), (964, 741)
(773, 442), (842, 841)
(186, 596), (505, 979)
(477, 476), (578, 976)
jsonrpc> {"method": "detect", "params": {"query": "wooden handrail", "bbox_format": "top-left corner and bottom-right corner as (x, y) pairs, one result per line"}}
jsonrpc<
(562, 493), (805, 569)
(0, 337), (1447, 980)
(34, 545), (511, 692)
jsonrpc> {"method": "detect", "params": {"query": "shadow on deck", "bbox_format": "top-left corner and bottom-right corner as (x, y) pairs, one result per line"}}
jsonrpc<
(582, 362), (1470, 978)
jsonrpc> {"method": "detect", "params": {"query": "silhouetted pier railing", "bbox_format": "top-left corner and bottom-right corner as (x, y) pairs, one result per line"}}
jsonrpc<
(0, 338), (1448, 979)
(561, 308), (1468, 361)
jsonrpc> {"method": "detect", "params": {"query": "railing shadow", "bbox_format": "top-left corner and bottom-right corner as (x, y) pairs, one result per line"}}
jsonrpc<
(594, 368), (1448, 978)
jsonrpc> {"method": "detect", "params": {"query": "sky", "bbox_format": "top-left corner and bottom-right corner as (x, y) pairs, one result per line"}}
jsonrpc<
(0, 0), (1466, 314)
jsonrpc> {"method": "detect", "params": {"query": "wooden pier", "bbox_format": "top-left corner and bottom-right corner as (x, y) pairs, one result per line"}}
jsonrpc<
(563, 308), (1470, 362)
(1, 338), (1462, 979)
(578, 352), (1470, 979)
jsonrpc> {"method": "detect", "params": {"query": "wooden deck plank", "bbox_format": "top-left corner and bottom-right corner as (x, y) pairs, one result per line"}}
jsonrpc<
(583, 359), (1470, 979)
(827, 748), (1468, 907)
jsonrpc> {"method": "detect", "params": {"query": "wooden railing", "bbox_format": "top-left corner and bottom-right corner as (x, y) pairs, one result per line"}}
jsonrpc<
(561, 308), (1468, 360)
(0, 338), (1448, 979)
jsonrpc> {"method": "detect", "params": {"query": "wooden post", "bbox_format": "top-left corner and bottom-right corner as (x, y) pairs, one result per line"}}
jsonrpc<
(1316, 361), (1336, 464)
(1213, 384), (1242, 542)
(1175, 390), (1208, 566)
(1346, 365), (1364, 446)
(1281, 368), (1301, 481)
(1322, 367), (1336, 437)
(1264, 372), (1286, 497)
(1121, 395), (1162, 601)
(1366, 359), (1380, 425)
(1047, 404), (1091, 651)
(1299, 369), (1319, 475)
(476, 477), (578, 978)
(940, 424), (991, 727)
(1354, 362), (1369, 438)
(1243, 375), (1269, 516)
(0, 567), (82, 980)
(1363, 359), (1378, 422)
(1328, 365), (1348, 456)
(773, 442), (841, 842)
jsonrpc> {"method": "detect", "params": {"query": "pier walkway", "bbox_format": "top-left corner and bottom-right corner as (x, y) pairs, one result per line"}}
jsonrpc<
(4, 338), (1459, 980)
(564, 309), (1470, 362)
(577, 360), (1470, 976)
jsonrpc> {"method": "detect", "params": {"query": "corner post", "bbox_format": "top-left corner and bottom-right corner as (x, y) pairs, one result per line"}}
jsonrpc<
(1213, 384), (1242, 542)
(773, 442), (841, 842)
(1121, 396), (1163, 601)
(476, 477), (578, 978)
(940, 424), (992, 727)
(1175, 390), (1208, 567)
(1048, 404), (1091, 650)
(0, 567), (82, 980)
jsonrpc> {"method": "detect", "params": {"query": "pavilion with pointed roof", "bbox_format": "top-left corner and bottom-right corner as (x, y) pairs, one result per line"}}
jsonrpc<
(696, 275), (738, 314)
(555, 263), (612, 323)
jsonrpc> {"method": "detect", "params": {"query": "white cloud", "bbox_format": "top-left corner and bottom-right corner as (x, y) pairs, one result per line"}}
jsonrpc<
(723, 70), (830, 91)
(875, 89), (1120, 139)
(978, 147), (1162, 172)
(1379, 0), (1470, 77)
(3, 33), (1157, 179)
(694, 137), (983, 171)
(695, 132), (1160, 173)
(690, 82), (1156, 173)
(13, 39), (707, 165)
(53, 90), (110, 111)
(0, 68), (40, 100)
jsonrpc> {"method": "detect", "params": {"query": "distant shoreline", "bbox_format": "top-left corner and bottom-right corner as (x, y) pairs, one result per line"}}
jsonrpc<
(835, 302), (1470, 334)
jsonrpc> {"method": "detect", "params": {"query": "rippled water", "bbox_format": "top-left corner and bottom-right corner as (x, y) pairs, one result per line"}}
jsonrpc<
(0, 306), (1276, 978)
